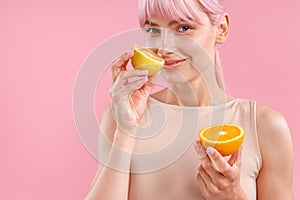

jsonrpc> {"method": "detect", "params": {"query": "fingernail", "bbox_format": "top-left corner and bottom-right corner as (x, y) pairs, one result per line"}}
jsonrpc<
(193, 141), (198, 149)
(143, 76), (148, 82)
(194, 140), (200, 148)
(127, 51), (134, 57)
(141, 70), (148, 75)
(206, 147), (215, 156)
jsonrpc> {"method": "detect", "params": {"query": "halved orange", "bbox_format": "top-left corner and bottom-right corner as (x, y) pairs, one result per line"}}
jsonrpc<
(198, 124), (245, 156)
(131, 45), (165, 76)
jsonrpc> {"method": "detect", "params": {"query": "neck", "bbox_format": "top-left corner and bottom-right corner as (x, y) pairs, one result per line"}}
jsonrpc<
(165, 68), (227, 107)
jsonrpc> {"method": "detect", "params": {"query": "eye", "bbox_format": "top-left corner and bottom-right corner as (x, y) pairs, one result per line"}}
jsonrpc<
(178, 25), (191, 33)
(145, 27), (161, 34)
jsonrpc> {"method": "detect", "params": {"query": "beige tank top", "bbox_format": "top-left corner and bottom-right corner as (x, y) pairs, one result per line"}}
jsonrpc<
(128, 97), (262, 200)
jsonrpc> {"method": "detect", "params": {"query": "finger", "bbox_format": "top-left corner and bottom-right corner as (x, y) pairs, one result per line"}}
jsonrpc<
(193, 140), (207, 159)
(228, 147), (242, 168)
(138, 71), (160, 98)
(193, 140), (201, 154)
(109, 72), (124, 96)
(198, 164), (218, 194)
(202, 158), (221, 179)
(236, 147), (242, 167)
(120, 77), (148, 93)
(202, 160), (227, 190)
(110, 70), (148, 94)
(196, 173), (209, 198)
(227, 147), (240, 166)
(206, 147), (227, 170)
(111, 51), (134, 82)
(122, 69), (149, 80)
(206, 147), (231, 176)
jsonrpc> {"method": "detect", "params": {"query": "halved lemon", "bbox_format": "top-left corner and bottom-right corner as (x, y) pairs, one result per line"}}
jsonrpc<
(131, 45), (165, 76)
(199, 124), (245, 156)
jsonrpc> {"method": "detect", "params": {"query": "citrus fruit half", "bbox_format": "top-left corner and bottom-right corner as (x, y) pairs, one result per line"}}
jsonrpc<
(131, 45), (165, 76)
(199, 124), (245, 156)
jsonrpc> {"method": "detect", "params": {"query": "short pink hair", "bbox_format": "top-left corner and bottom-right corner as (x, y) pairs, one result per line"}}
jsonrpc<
(138, 0), (225, 27)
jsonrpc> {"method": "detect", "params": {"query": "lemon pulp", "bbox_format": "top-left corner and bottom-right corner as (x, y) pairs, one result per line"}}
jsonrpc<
(131, 45), (165, 76)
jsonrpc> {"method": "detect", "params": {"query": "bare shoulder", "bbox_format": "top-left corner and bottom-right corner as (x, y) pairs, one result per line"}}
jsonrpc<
(256, 104), (292, 144)
(255, 103), (293, 173)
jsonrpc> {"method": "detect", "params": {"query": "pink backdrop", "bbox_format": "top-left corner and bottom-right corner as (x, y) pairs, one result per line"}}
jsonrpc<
(1, 0), (299, 199)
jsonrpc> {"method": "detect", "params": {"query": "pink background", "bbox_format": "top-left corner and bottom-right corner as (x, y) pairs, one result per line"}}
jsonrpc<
(1, 0), (299, 199)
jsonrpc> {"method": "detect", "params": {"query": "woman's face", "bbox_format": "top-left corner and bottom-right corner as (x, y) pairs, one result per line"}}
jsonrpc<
(142, 3), (219, 83)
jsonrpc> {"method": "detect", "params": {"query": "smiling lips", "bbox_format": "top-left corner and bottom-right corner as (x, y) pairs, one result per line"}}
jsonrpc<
(163, 59), (187, 69)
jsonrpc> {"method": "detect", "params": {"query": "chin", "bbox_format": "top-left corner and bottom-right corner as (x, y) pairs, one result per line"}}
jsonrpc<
(160, 66), (200, 85)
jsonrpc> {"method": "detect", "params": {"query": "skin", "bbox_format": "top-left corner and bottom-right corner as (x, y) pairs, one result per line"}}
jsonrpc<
(85, 1), (294, 200)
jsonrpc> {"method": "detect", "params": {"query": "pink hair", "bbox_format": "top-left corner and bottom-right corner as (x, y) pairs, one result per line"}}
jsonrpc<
(138, 0), (225, 27)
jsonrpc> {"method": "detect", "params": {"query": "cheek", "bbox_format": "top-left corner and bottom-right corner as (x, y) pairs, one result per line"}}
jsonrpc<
(192, 31), (215, 52)
(175, 33), (214, 61)
(182, 31), (216, 64)
(173, 33), (216, 76)
(145, 35), (161, 48)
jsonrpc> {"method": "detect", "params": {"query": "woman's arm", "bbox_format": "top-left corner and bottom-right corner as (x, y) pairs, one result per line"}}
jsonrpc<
(84, 106), (136, 200)
(256, 104), (294, 200)
(85, 50), (158, 200)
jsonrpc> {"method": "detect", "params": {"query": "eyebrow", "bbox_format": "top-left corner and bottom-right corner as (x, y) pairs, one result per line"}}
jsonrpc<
(168, 20), (180, 26)
(144, 21), (158, 26)
(144, 20), (180, 26)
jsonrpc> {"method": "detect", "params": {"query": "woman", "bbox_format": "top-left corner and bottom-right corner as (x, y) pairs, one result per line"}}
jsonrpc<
(85, 0), (294, 199)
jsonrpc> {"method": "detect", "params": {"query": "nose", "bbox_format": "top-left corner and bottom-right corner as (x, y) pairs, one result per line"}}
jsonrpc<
(145, 28), (177, 56)
(159, 28), (176, 53)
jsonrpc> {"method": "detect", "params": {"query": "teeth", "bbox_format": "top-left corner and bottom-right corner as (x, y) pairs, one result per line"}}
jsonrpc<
(165, 60), (185, 65)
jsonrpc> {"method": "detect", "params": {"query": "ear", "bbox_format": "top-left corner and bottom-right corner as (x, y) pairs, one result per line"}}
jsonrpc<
(216, 13), (230, 44)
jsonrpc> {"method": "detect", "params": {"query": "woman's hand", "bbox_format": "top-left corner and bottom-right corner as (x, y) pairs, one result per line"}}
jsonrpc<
(109, 51), (159, 134)
(194, 141), (247, 200)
